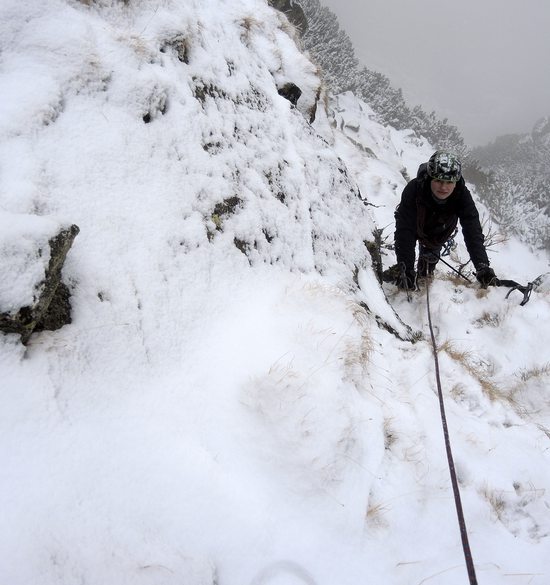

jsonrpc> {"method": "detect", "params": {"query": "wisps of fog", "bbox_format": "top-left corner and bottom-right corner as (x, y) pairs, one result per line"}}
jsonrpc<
(320, 0), (550, 145)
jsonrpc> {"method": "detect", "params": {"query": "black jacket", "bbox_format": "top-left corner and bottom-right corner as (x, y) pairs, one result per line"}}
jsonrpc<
(394, 164), (489, 272)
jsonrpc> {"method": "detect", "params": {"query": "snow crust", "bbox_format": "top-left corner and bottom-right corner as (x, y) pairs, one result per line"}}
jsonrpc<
(1, 1), (549, 585)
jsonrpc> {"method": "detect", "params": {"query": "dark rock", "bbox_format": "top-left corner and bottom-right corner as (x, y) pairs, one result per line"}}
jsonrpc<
(161, 35), (189, 64)
(34, 282), (72, 334)
(0, 224), (79, 344)
(278, 82), (302, 106)
(268, 0), (308, 36)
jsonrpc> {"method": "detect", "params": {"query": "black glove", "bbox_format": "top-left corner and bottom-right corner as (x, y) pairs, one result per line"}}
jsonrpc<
(476, 264), (497, 288)
(396, 268), (416, 290)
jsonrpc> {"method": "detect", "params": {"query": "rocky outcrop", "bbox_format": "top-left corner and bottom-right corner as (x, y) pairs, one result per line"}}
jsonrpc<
(268, 0), (308, 36)
(277, 82), (302, 106)
(0, 224), (79, 344)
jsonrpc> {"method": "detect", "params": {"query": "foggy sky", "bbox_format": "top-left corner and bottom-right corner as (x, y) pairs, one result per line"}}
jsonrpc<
(320, 0), (550, 145)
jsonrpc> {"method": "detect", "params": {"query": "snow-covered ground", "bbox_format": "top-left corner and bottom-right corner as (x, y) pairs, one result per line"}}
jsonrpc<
(1, 1), (549, 584)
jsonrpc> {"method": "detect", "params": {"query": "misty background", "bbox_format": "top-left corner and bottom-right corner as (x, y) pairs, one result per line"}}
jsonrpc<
(319, 0), (550, 146)
(299, 0), (550, 249)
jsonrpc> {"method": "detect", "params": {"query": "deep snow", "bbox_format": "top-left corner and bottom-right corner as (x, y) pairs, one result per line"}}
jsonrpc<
(1, 1), (549, 585)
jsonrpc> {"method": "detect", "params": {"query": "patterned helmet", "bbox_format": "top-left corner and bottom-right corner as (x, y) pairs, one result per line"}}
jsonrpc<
(427, 151), (462, 182)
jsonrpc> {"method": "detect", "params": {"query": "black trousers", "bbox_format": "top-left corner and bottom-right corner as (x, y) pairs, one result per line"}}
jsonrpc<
(417, 244), (442, 276)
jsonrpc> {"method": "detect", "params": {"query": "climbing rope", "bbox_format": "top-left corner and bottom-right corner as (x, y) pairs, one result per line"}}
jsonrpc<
(425, 277), (479, 585)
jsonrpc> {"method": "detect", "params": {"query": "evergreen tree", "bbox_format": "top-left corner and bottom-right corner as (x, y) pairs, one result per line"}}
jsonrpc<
(299, 0), (466, 154)
(299, 0), (358, 94)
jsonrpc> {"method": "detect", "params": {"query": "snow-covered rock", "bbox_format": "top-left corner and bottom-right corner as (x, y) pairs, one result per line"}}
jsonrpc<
(0, 212), (78, 342)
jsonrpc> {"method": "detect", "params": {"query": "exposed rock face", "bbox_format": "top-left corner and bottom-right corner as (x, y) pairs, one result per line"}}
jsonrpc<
(268, 0), (308, 36)
(277, 82), (302, 106)
(0, 224), (79, 344)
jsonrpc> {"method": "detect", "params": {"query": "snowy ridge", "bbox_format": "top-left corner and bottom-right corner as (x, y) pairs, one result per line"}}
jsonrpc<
(1, 1), (550, 585)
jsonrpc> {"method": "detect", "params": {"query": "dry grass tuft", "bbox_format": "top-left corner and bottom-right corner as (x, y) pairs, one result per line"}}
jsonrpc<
(343, 302), (373, 371)
(343, 334), (371, 372)
(479, 484), (507, 521)
(449, 383), (467, 400)
(365, 499), (389, 530)
(440, 272), (472, 287)
(239, 15), (262, 40)
(516, 363), (550, 382)
(438, 340), (513, 403)
(504, 363), (550, 420)
(474, 287), (491, 300)
(474, 307), (509, 328)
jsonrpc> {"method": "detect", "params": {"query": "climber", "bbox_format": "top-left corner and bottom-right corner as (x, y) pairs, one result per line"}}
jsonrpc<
(383, 150), (497, 291)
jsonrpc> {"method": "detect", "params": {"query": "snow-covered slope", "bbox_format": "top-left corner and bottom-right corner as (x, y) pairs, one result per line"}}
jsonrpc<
(1, 1), (550, 585)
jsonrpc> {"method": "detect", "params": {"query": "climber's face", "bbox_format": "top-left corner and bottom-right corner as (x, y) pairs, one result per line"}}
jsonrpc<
(431, 179), (456, 200)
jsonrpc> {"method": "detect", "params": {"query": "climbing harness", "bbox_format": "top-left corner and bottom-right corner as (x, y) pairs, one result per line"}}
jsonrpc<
(425, 277), (479, 585)
(440, 229), (458, 257)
